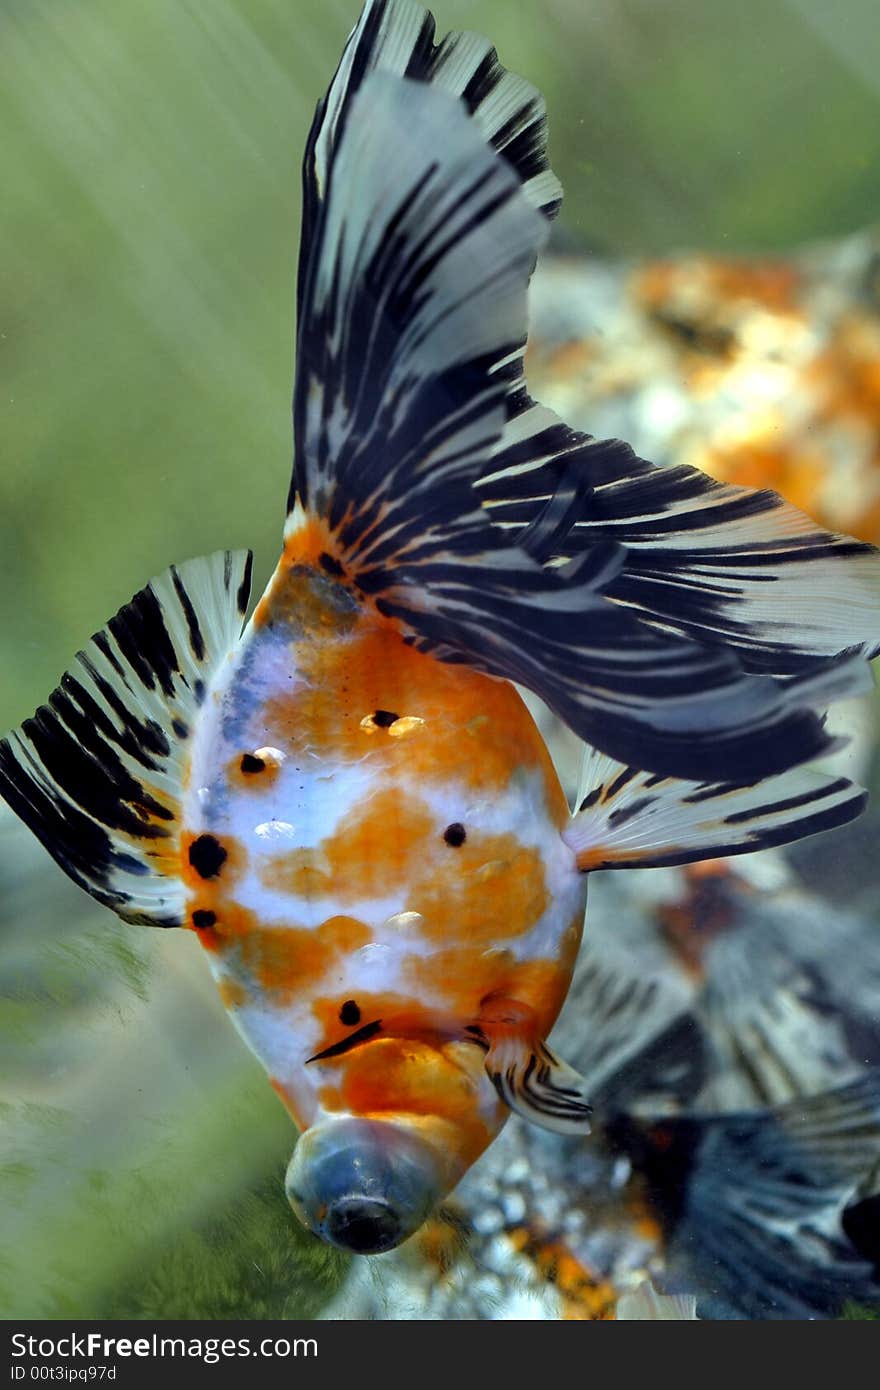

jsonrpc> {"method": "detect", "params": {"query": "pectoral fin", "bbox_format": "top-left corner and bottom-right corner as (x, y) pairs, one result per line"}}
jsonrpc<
(0, 550), (252, 926)
(477, 1000), (592, 1136)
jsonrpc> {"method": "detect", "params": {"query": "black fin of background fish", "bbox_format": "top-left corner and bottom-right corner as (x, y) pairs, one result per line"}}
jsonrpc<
(287, 0), (877, 784)
(555, 937), (706, 1116)
(484, 1035), (593, 1135)
(565, 726), (870, 872)
(0, 551), (252, 927)
(565, 868), (880, 1118)
(842, 1161), (880, 1269)
(695, 882), (880, 1110)
(609, 1071), (880, 1319)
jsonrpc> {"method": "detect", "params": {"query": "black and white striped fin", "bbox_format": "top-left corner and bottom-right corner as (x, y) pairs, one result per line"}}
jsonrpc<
(565, 720), (870, 872)
(484, 1034), (593, 1136)
(615, 1071), (880, 1318)
(286, 5), (874, 785)
(0, 551), (252, 927)
(291, 0), (560, 538)
(298, 0), (561, 320)
(557, 936), (702, 1115)
(477, 404), (880, 676)
(290, 63), (547, 546)
(696, 887), (880, 1111)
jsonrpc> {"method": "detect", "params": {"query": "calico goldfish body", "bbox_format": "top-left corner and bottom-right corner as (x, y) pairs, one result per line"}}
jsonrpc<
(3, 0), (880, 1256)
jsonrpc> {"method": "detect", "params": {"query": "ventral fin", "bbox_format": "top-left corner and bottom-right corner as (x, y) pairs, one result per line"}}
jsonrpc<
(0, 550), (253, 927)
(477, 998), (592, 1136)
(565, 727), (869, 872)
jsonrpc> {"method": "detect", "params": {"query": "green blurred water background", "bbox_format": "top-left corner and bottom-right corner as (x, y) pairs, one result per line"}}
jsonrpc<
(2, 0), (880, 1319)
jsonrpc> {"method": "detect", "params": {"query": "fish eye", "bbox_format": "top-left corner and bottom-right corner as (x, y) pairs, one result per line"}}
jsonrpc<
(443, 822), (466, 847)
(192, 909), (216, 929)
(240, 752), (266, 773)
(339, 999), (361, 1025)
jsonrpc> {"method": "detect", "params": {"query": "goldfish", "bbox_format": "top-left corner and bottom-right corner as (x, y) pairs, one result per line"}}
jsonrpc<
(2, 0), (880, 1258)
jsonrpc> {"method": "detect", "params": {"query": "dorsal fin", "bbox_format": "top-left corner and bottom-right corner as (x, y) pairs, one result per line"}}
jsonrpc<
(298, 0), (560, 315)
(283, 2), (879, 786)
(0, 550), (252, 926)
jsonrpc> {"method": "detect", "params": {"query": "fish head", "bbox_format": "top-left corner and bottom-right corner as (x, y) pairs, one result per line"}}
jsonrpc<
(284, 1115), (445, 1254)
(285, 1036), (506, 1253)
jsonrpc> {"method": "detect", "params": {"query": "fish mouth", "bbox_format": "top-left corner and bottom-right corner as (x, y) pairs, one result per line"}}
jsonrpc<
(324, 1196), (404, 1254)
(285, 1117), (443, 1255)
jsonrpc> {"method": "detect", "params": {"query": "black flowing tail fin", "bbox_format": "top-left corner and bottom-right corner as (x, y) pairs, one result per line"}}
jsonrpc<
(283, 0), (880, 784)
(612, 1072), (880, 1318)
(477, 402), (880, 677)
(0, 551), (252, 927)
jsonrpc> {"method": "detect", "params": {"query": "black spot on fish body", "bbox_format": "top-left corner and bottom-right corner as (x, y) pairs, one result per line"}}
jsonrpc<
(189, 834), (227, 879)
(172, 718), (189, 739)
(372, 709), (398, 728)
(444, 822), (466, 847)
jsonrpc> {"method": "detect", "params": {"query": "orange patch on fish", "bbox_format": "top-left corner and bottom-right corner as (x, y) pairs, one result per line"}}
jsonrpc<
(227, 748), (285, 790)
(321, 1037), (494, 1152)
(407, 832), (548, 945)
(310, 989), (420, 1041)
(187, 899), (264, 952)
(398, 945), (575, 1036)
(256, 589), (567, 814)
(259, 788), (436, 902)
(237, 914), (372, 1001)
(216, 977), (248, 1009)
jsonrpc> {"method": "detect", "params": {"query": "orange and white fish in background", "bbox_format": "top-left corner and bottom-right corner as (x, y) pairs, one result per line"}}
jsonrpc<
(3, 0), (880, 1256)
